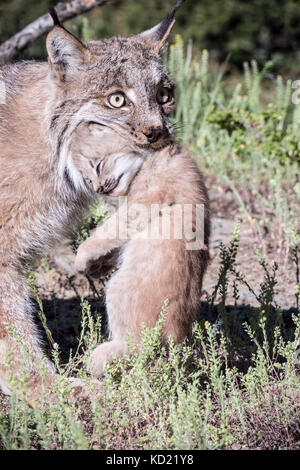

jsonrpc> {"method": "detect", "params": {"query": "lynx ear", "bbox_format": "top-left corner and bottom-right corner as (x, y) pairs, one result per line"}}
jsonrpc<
(46, 8), (89, 80)
(137, 0), (186, 53)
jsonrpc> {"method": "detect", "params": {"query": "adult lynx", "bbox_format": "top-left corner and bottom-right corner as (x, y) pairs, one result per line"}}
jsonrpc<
(74, 130), (210, 376)
(0, 1), (187, 403)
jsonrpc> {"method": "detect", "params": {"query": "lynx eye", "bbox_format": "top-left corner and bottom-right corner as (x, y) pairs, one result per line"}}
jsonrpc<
(108, 92), (126, 108)
(157, 87), (172, 105)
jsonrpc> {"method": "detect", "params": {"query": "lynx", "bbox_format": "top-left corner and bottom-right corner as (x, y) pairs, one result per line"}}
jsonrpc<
(74, 129), (210, 377)
(0, 1), (188, 403)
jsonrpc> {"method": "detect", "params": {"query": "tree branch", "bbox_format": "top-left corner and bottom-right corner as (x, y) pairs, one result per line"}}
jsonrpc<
(0, 0), (109, 64)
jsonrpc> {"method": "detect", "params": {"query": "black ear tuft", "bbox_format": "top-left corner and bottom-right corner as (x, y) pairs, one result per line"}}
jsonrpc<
(169, 0), (187, 19)
(137, 0), (187, 54)
(49, 8), (61, 27)
(157, 0), (186, 40)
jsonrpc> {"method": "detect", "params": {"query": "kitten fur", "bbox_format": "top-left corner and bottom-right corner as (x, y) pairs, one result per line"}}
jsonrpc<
(75, 130), (210, 377)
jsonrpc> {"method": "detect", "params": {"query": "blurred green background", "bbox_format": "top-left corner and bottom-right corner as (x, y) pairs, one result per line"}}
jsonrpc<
(1, 0), (300, 74)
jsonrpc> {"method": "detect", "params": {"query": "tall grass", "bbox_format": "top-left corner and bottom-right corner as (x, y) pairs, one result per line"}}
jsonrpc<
(169, 36), (300, 255)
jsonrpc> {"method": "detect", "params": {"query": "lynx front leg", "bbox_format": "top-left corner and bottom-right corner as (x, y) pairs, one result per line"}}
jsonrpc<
(0, 266), (58, 404)
(0, 267), (95, 405)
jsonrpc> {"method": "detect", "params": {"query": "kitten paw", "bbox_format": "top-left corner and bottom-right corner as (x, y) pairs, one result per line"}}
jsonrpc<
(74, 245), (91, 273)
(67, 377), (103, 401)
(88, 341), (126, 378)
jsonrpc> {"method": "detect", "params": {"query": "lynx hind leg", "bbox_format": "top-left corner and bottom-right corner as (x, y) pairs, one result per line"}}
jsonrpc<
(88, 267), (136, 377)
(87, 241), (203, 380)
(89, 248), (155, 378)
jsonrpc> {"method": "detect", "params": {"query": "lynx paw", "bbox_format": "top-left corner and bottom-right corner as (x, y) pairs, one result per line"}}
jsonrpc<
(67, 377), (103, 401)
(88, 341), (126, 378)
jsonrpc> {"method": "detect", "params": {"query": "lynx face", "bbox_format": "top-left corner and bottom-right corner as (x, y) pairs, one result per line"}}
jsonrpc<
(46, 11), (178, 190)
(70, 122), (143, 196)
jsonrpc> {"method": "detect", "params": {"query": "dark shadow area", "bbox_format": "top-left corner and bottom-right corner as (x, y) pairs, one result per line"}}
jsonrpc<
(34, 296), (107, 362)
(32, 294), (299, 368)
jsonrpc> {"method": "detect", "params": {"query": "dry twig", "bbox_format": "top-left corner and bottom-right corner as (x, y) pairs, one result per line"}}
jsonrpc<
(0, 0), (109, 64)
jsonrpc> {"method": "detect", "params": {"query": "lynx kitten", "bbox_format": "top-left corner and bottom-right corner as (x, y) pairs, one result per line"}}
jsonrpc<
(74, 129), (210, 376)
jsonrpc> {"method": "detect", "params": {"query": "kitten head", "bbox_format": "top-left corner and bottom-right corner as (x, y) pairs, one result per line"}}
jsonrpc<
(46, 1), (186, 189)
(70, 122), (143, 196)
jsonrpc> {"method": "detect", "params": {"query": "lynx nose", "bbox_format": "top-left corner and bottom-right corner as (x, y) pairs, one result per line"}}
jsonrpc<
(144, 128), (163, 144)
